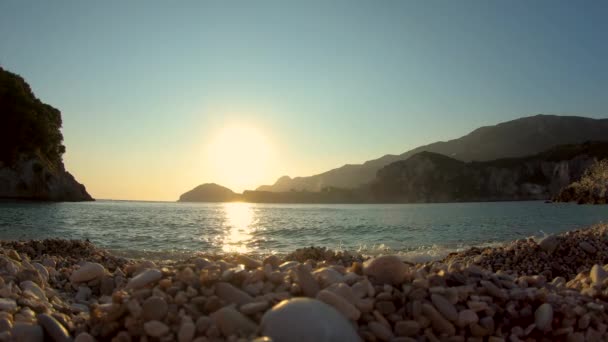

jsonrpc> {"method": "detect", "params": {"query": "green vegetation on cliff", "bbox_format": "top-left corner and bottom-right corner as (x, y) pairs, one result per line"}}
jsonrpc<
(0, 67), (65, 165)
(554, 159), (608, 204)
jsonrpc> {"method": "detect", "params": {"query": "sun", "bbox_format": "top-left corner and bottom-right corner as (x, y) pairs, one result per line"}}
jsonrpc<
(206, 124), (275, 192)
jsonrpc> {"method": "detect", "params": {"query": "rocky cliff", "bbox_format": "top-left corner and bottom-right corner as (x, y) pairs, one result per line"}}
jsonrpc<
(371, 142), (608, 202)
(0, 67), (92, 201)
(258, 115), (608, 192)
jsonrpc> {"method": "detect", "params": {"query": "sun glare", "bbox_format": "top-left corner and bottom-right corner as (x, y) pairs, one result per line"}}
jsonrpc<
(206, 124), (275, 192)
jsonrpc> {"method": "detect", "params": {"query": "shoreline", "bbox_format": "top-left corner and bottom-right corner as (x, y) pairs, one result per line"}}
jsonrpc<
(1, 224), (608, 341)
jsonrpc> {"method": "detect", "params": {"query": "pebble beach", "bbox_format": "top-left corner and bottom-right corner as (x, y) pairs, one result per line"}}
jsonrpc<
(2, 224), (608, 342)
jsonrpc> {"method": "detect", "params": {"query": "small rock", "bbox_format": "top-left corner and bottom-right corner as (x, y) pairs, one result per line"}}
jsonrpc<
(142, 296), (168, 321)
(430, 294), (457, 321)
(215, 282), (253, 305)
(363, 255), (409, 285)
(316, 289), (361, 321)
(0, 298), (17, 311)
(0, 318), (13, 332)
(74, 332), (95, 342)
(144, 320), (170, 337)
(422, 303), (455, 336)
(236, 255), (262, 269)
(70, 262), (105, 283)
(261, 298), (361, 342)
(590, 264), (608, 285)
(395, 320), (420, 337)
(579, 241), (596, 254)
(211, 306), (257, 337)
(538, 235), (559, 253)
(457, 309), (479, 327)
(369, 321), (393, 341)
(294, 265), (320, 297)
(240, 301), (269, 315)
(37, 314), (70, 342)
(535, 303), (553, 331)
(126, 269), (162, 289)
(263, 255), (280, 268)
(178, 321), (196, 342)
(11, 323), (44, 342)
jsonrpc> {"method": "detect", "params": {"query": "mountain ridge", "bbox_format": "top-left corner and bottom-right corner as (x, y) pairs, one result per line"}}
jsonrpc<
(257, 114), (608, 192)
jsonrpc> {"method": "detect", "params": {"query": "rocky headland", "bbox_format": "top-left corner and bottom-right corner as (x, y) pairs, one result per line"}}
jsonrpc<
(553, 159), (608, 204)
(0, 67), (92, 202)
(2, 224), (608, 341)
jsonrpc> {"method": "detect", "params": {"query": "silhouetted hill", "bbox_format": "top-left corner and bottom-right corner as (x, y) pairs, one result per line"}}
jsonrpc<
(258, 115), (608, 192)
(178, 183), (240, 202)
(0, 67), (92, 201)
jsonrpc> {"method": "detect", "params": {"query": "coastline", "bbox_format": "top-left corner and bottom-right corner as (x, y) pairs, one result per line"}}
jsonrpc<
(1, 224), (608, 341)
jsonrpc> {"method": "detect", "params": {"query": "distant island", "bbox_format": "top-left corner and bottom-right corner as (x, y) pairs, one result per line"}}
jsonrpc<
(0, 67), (92, 201)
(179, 140), (608, 204)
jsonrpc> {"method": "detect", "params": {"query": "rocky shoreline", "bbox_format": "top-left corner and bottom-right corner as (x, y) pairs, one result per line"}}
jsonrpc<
(2, 225), (608, 341)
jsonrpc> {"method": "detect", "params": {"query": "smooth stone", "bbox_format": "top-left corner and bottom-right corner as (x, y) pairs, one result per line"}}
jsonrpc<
(240, 301), (270, 315)
(294, 265), (320, 297)
(11, 323), (44, 342)
(538, 235), (559, 253)
(535, 303), (553, 331)
(32, 263), (49, 282)
(579, 241), (596, 254)
(313, 267), (344, 287)
(590, 264), (608, 285)
(261, 298), (361, 342)
(74, 332), (95, 342)
(142, 296), (168, 321)
(430, 294), (458, 321)
(178, 321), (196, 342)
(211, 306), (257, 337)
(369, 321), (394, 341)
(363, 255), (408, 285)
(263, 255), (280, 268)
(0, 298), (17, 311)
(457, 309), (479, 327)
(215, 282), (253, 305)
(126, 269), (162, 289)
(316, 289), (361, 321)
(236, 255), (262, 269)
(395, 320), (420, 337)
(144, 320), (170, 337)
(70, 262), (105, 283)
(326, 283), (357, 303)
(422, 303), (456, 336)
(278, 261), (299, 271)
(37, 313), (71, 342)
(75, 286), (92, 302)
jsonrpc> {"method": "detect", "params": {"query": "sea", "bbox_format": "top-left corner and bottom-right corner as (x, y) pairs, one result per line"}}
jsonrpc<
(1, 200), (607, 262)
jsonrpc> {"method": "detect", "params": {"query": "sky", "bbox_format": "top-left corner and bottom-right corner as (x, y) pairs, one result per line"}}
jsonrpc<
(1, 1), (607, 201)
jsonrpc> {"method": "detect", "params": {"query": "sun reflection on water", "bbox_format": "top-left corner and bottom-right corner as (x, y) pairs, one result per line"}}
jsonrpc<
(222, 202), (254, 253)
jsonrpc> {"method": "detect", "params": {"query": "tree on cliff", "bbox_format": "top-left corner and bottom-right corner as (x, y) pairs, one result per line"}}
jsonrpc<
(555, 159), (608, 204)
(0, 67), (65, 165)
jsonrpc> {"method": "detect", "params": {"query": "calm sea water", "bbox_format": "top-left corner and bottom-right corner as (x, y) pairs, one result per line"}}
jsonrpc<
(1, 200), (607, 262)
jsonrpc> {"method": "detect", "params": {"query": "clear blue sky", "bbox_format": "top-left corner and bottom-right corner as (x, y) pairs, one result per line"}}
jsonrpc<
(1, 1), (607, 200)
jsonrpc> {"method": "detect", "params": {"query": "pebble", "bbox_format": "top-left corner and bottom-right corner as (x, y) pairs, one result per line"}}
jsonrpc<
(369, 321), (394, 341)
(421, 303), (456, 336)
(240, 301), (269, 315)
(144, 320), (170, 337)
(236, 255), (262, 269)
(590, 264), (608, 285)
(430, 294), (458, 321)
(142, 296), (168, 321)
(211, 306), (257, 337)
(178, 320), (196, 342)
(215, 282), (253, 305)
(457, 309), (479, 327)
(534, 303), (553, 331)
(294, 264), (320, 297)
(363, 255), (409, 285)
(579, 241), (597, 254)
(126, 268), (162, 289)
(11, 323), (44, 342)
(538, 235), (559, 253)
(0, 298), (17, 311)
(70, 262), (105, 283)
(74, 332), (95, 342)
(261, 298), (361, 342)
(316, 289), (361, 320)
(37, 313), (71, 342)
(263, 255), (280, 268)
(395, 320), (420, 337)
(0, 318), (12, 332)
